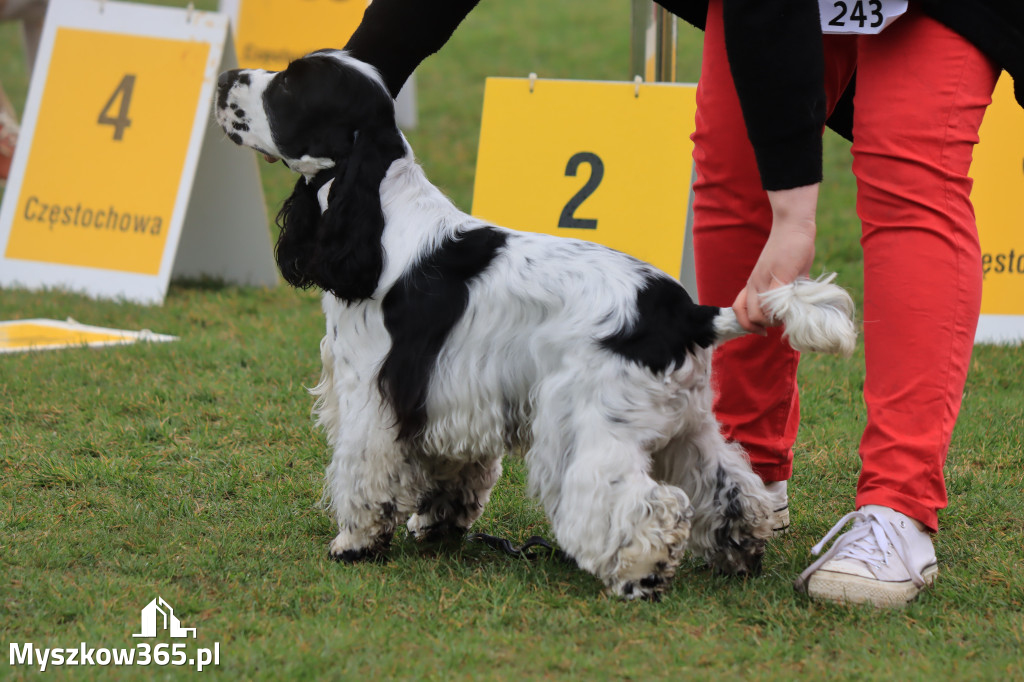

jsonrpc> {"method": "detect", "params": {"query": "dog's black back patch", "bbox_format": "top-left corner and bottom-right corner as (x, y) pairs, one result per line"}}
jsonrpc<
(600, 275), (720, 373)
(379, 227), (508, 441)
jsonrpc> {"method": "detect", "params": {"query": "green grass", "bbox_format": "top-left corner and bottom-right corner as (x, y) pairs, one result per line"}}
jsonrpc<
(2, 1), (1023, 680)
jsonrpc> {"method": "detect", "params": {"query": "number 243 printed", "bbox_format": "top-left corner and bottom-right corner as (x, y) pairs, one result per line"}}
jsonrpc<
(828, 0), (884, 29)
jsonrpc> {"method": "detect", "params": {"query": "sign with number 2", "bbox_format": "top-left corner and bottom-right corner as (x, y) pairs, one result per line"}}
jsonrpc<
(472, 77), (697, 279)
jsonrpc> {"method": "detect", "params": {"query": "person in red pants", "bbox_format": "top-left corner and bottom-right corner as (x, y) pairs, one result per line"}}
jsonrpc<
(337, 0), (1023, 607)
(688, 0), (1005, 606)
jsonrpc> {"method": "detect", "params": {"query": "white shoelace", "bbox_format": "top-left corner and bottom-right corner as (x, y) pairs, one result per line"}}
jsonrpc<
(796, 511), (927, 590)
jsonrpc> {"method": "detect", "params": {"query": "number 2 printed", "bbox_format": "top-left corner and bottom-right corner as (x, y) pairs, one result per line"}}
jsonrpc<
(558, 152), (604, 229)
(98, 74), (136, 141)
(828, 0), (883, 29)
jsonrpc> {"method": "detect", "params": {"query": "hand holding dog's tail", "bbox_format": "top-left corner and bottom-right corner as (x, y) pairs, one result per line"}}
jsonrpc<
(714, 274), (857, 356)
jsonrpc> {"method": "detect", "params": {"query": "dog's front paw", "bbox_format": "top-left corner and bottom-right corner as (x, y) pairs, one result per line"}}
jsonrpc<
(611, 564), (673, 602)
(328, 529), (392, 563)
(602, 485), (692, 601)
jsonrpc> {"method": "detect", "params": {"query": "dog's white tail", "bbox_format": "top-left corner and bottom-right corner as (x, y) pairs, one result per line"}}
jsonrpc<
(713, 274), (857, 356)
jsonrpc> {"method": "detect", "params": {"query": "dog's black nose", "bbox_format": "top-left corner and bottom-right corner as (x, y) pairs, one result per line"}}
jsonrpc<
(216, 69), (240, 109)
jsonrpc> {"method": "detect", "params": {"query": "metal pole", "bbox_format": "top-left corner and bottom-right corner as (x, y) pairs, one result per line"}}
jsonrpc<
(630, 1), (677, 83)
(630, 2), (698, 299)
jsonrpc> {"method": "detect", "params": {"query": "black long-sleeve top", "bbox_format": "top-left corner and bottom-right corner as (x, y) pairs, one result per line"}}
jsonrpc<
(344, 0), (1024, 193)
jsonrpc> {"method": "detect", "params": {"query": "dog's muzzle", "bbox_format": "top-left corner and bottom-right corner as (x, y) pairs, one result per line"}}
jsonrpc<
(216, 69), (241, 111)
(215, 69), (280, 164)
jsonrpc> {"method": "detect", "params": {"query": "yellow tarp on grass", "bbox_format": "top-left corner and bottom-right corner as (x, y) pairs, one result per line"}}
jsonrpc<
(0, 318), (176, 354)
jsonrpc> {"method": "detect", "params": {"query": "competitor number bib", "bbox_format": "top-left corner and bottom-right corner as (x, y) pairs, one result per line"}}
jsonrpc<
(819, 0), (908, 35)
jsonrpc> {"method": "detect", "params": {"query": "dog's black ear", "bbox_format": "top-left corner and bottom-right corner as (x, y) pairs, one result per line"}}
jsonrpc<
(275, 122), (405, 302)
(275, 174), (324, 292)
(315, 122), (405, 302)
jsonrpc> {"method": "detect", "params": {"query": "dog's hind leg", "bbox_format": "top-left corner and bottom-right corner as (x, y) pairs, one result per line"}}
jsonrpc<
(652, 417), (774, 575)
(406, 457), (503, 543)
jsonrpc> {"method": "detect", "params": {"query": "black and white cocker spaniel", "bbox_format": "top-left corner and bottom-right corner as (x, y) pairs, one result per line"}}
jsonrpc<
(215, 50), (857, 600)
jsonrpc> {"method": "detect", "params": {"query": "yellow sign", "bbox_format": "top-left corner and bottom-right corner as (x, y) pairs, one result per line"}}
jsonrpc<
(972, 72), (1024, 342)
(227, 0), (369, 71)
(3, 28), (209, 275)
(0, 319), (176, 354)
(472, 77), (697, 278)
(0, 0), (279, 305)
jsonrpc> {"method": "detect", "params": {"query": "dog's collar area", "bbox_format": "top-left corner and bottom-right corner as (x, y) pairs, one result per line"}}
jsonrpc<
(295, 132), (359, 182)
(287, 154), (335, 179)
(303, 166), (339, 191)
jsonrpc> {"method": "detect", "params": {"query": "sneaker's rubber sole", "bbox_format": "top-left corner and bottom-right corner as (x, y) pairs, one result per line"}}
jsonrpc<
(806, 562), (938, 608)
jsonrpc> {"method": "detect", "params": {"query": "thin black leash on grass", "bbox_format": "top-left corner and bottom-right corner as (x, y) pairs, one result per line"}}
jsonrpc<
(467, 533), (576, 565)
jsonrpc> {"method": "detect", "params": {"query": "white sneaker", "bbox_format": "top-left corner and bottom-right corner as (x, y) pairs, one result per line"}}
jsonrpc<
(765, 480), (790, 536)
(795, 505), (938, 608)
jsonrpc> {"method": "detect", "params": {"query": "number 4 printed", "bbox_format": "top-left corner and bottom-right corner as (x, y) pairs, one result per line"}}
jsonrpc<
(98, 74), (136, 141)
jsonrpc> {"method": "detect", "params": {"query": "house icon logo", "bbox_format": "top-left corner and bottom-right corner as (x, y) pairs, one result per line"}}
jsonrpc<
(132, 597), (196, 639)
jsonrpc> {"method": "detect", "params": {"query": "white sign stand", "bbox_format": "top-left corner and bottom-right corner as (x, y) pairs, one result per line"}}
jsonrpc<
(0, 0), (278, 305)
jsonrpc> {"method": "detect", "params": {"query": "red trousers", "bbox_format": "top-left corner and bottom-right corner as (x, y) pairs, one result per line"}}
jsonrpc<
(691, 2), (1000, 531)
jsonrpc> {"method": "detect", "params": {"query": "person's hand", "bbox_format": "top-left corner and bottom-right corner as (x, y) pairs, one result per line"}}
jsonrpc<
(732, 184), (820, 333)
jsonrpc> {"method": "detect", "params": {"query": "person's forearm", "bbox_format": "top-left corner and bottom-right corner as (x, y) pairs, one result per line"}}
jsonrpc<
(767, 184), (819, 238)
(731, 183), (820, 330)
(722, 0), (825, 191)
(344, 0), (482, 97)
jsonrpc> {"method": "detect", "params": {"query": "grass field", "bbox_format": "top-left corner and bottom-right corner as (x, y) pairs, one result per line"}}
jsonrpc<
(2, 1), (1023, 680)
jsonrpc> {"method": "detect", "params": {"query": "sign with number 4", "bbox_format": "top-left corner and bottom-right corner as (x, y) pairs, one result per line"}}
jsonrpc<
(0, 0), (278, 304)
